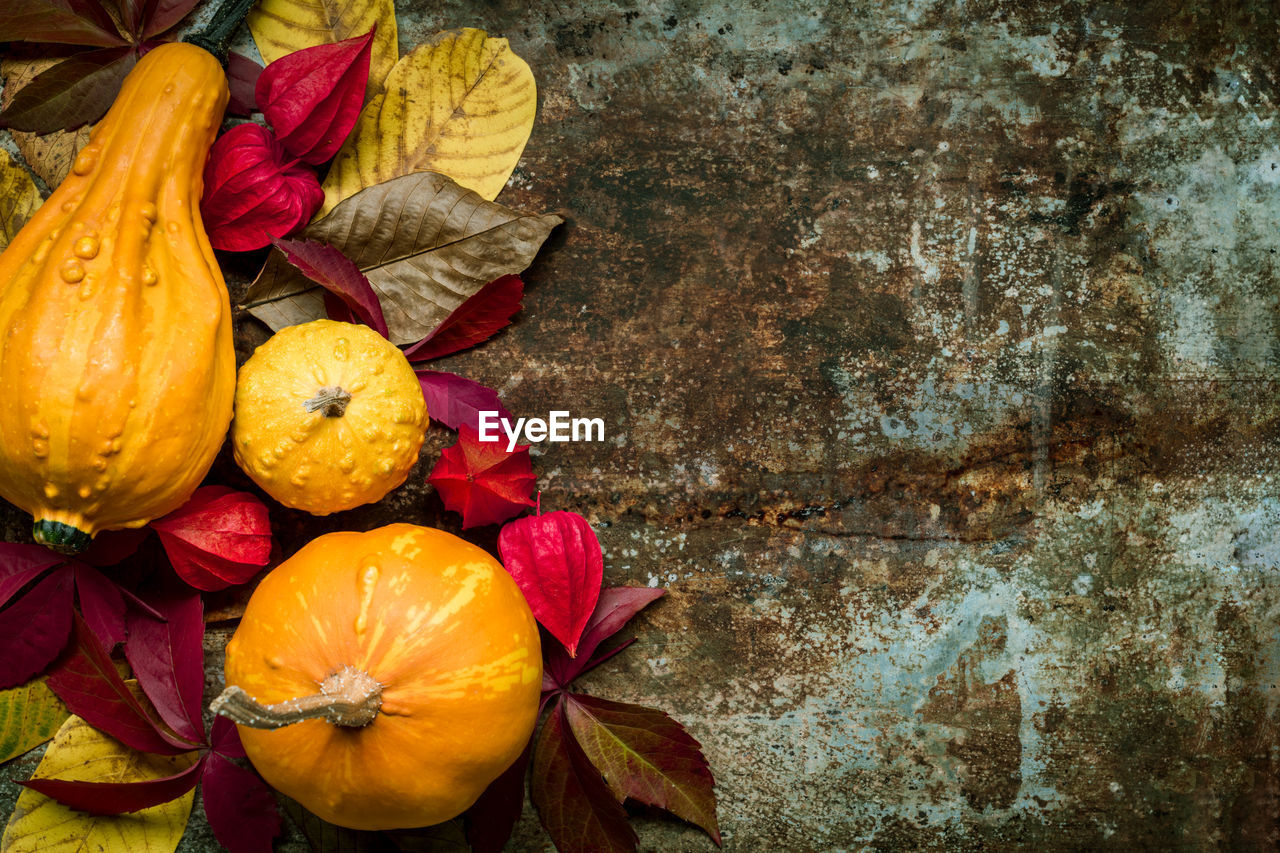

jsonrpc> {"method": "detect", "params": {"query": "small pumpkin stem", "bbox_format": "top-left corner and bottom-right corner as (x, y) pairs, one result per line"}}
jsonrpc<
(303, 386), (352, 418)
(210, 665), (382, 729)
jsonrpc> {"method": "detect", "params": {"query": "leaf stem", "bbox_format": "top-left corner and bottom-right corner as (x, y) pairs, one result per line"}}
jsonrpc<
(210, 666), (382, 729)
(183, 0), (257, 64)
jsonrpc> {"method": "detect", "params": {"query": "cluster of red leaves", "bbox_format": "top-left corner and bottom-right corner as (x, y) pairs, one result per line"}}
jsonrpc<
(463, 510), (720, 853)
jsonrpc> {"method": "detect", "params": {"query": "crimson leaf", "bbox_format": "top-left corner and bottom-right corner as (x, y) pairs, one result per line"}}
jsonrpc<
(209, 716), (246, 759)
(562, 694), (721, 845)
(0, 47), (136, 134)
(416, 369), (513, 433)
(201, 752), (283, 853)
(0, 566), (74, 689)
(428, 425), (536, 528)
(124, 586), (206, 746)
(79, 528), (149, 568)
(498, 512), (603, 657)
(0, 0), (126, 47)
(151, 486), (272, 591)
(256, 28), (374, 164)
(0, 544), (65, 608)
(404, 275), (525, 362)
(140, 0), (203, 39)
(273, 238), (389, 338)
(532, 701), (636, 853)
(546, 587), (665, 687)
(20, 759), (204, 815)
(227, 51), (264, 117)
(73, 563), (126, 649)
(466, 735), (534, 853)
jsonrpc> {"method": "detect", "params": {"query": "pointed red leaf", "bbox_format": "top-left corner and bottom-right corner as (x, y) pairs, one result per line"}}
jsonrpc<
(0, 47), (137, 134)
(0, 566), (74, 689)
(202, 752), (283, 853)
(532, 702), (636, 853)
(21, 758), (204, 815)
(227, 51), (264, 117)
(466, 735), (534, 853)
(498, 512), (603, 657)
(273, 238), (389, 337)
(546, 588), (665, 687)
(46, 615), (191, 755)
(74, 564), (126, 649)
(428, 425), (536, 528)
(124, 587), (206, 745)
(416, 369), (514, 433)
(563, 694), (720, 845)
(209, 716), (246, 759)
(0, 544), (65, 608)
(0, 0), (127, 46)
(151, 486), (272, 592)
(140, 0), (203, 38)
(200, 122), (325, 252)
(79, 527), (149, 567)
(256, 28), (374, 164)
(404, 275), (524, 361)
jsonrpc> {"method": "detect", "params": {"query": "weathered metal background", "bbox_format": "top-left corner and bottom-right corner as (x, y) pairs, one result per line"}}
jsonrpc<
(4, 0), (1280, 849)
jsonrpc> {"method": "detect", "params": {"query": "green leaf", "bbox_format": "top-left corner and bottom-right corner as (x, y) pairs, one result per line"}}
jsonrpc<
(0, 679), (69, 764)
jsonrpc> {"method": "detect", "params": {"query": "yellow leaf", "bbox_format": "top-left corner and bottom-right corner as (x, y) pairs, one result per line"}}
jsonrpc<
(0, 679), (68, 764)
(319, 28), (536, 216)
(247, 0), (398, 94)
(0, 716), (197, 853)
(0, 149), (42, 254)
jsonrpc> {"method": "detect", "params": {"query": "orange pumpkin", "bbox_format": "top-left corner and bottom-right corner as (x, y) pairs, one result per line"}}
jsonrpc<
(214, 523), (542, 830)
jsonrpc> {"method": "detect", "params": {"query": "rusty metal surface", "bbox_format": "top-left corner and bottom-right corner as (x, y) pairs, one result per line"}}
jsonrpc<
(4, 0), (1280, 850)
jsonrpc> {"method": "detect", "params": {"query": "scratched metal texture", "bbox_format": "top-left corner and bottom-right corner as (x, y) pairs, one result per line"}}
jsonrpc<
(2, 0), (1279, 850)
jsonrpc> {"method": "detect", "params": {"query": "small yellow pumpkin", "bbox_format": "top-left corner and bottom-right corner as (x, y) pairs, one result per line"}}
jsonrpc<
(232, 319), (429, 514)
(213, 523), (542, 830)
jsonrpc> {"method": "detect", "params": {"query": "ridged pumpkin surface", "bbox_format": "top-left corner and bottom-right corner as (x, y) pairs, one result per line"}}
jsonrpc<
(0, 43), (234, 548)
(224, 524), (542, 830)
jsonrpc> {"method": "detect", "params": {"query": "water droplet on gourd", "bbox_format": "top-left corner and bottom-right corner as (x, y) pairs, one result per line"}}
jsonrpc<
(74, 236), (99, 259)
(60, 259), (85, 283)
(43, 484), (58, 499)
(31, 440), (47, 459)
(78, 485), (92, 499)
(142, 267), (157, 286)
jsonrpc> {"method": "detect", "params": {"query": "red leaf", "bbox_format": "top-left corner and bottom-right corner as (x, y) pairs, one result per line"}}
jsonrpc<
(209, 716), (246, 759)
(497, 512), (603, 657)
(562, 694), (720, 845)
(416, 369), (513, 433)
(466, 735), (534, 853)
(546, 587), (665, 686)
(0, 566), (74, 689)
(140, 0), (202, 39)
(0, 544), (65, 608)
(124, 587), (206, 746)
(256, 28), (374, 164)
(273, 238), (389, 337)
(404, 275), (524, 361)
(0, 47), (137, 134)
(200, 123), (324, 252)
(46, 614), (190, 755)
(21, 758), (204, 815)
(202, 752), (283, 853)
(428, 425), (536, 528)
(151, 486), (272, 591)
(79, 527), (149, 567)
(73, 564), (126, 649)
(532, 702), (637, 853)
(0, 0), (127, 47)
(227, 51), (264, 117)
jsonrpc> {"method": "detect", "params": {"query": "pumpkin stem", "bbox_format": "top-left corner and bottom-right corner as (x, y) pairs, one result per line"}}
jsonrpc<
(303, 386), (352, 418)
(210, 665), (382, 729)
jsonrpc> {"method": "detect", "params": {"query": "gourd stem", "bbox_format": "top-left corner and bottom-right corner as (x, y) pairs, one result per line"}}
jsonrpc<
(210, 665), (383, 729)
(183, 0), (258, 64)
(303, 386), (352, 418)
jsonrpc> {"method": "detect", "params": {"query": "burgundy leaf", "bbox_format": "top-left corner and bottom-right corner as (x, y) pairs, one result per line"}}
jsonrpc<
(140, 0), (203, 39)
(256, 28), (374, 164)
(116, 0), (145, 36)
(73, 564), (126, 649)
(273, 238), (389, 337)
(227, 51), (264, 117)
(0, 47), (136, 134)
(0, 544), (65, 608)
(124, 587), (206, 745)
(532, 702), (637, 853)
(46, 614), (190, 755)
(79, 527), (149, 567)
(466, 735), (534, 853)
(200, 122), (324, 253)
(201, 752), (283, 853)
(21, 758), (204, 815)
(547, 587), (667, 685)
(151, 486), (272, 592)
(404, 275), (525, 361)
(416, 369), (513, 433)
(562, 694), (720, 845)
(498, 512), (603, 657)
(428, 425), (537, 528)
(0, 0), (127, 47)
(0, 566), (74, 689)
(209, 716), (246, 759)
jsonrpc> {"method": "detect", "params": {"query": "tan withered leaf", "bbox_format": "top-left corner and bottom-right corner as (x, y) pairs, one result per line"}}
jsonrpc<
(1, 57), (92, 188)
(243, 172), (562, 344)
(319, 29), (536, 217)
(0, 149), (43, 252)
(247, 0), (398, 97)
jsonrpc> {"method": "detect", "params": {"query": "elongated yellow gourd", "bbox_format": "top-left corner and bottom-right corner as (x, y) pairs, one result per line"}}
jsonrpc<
(0, 43), (234, 554)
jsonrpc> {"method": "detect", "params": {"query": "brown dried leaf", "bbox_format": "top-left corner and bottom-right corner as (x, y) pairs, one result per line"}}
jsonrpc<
(1, 56), (92, 187)
(0, 149), (43, 252)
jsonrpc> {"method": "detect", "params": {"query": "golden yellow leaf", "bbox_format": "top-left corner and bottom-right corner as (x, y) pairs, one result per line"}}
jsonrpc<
(0, 716), (197, 853)
(0, 57), (91, 188)
(0, 679), (68, 764)
(319, 28), (536, 216)
(0, 150), (43, 254)
(247, 0), (398, 94)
